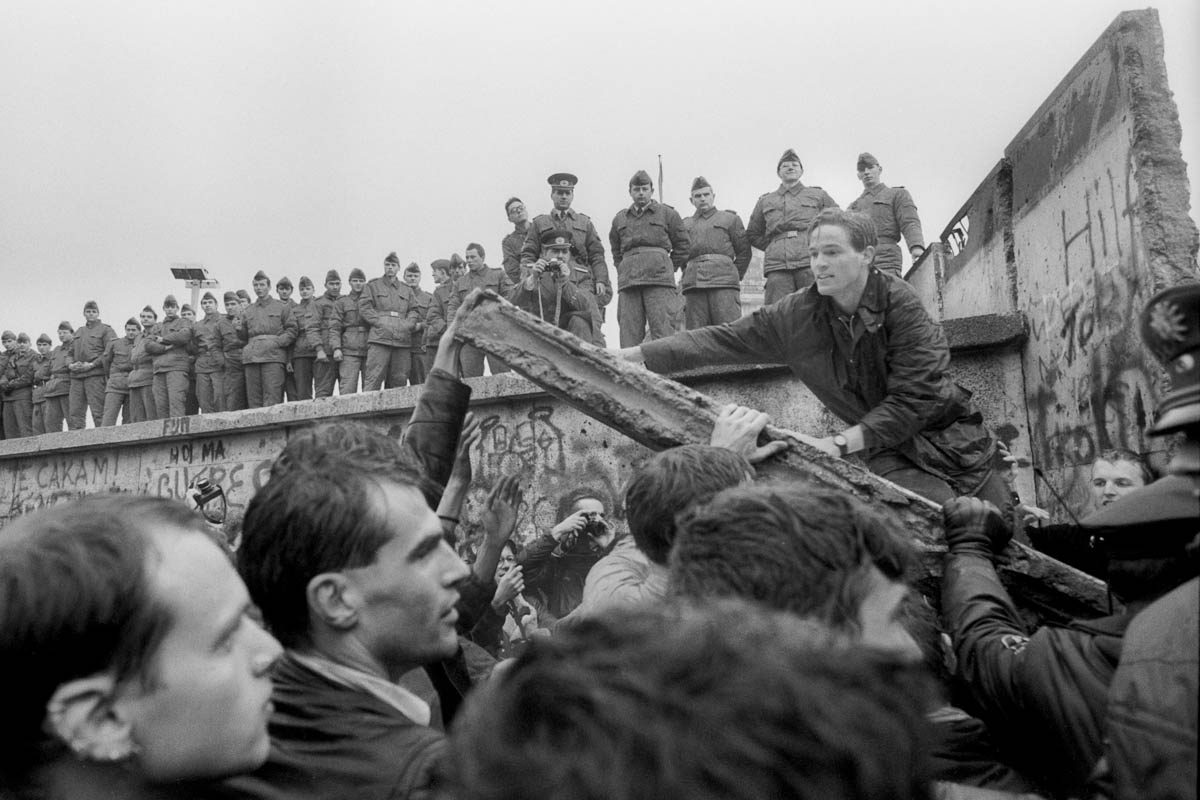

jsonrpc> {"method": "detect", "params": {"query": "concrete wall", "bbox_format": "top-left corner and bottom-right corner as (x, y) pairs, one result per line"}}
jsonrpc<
(0, 366), (832, 538)
(908, 9), (1198, 520)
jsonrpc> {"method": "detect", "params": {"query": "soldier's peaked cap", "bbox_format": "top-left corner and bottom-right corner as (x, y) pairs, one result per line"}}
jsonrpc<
(540, 230), (573, 247)
(1140, 282), (1200, 435)
(547, 173), (578, 189)
(777, 148), (803, 170)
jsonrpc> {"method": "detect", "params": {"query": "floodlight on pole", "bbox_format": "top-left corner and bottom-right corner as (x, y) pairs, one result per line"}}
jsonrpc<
(170, 263), (220, 310)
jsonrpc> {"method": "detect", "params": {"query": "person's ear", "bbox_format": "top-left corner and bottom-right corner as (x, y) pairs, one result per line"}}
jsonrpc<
(862, 245), (876, 267)
(45, 674), (137, 763)
(307, 572), (360, 631)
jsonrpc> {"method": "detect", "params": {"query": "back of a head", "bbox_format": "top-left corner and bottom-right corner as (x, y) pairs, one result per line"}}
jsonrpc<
(271, 420), (439, 506)
(445, 599), (933, 800)
(670, 482), (915, 631)
(239, 455), (423, 649)
(624, 444), (752, 565)
(0, 495), (209, 784)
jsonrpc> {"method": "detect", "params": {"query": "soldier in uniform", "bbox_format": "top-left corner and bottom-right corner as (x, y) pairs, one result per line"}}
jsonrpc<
(145, 295), (195, 419)
(42, 323), (75, 434)
(747, 149), (839, 305)
(312, 270), (342, 398)
(1, 332), (36, 438)
(510, 230), (592, 340)
(237, 271), (298, 408)
(359, 252), (421, 391)
(501, 197), (529, 285)
(847, 152), (925, 277)
(276, 276), (299, 401)
(333, 267), (369, 394)
(290, 276), (319, 401)
(520, 173), (612, 347)
(99, 318), (139, 425)
(127, 306), (159, 423)
(403, 262), (432, 385)
(194, 292), (227, 413)
(221, 291), (247, 411)
(31, 333), (52, 435)
(68, 300), (116, 429)
(422, 259), (454, 376)
(447, 243), (513, 377)
(609, 170), (688, 347)
(0, 331), (14, 437)
(681, 176), (751, 330)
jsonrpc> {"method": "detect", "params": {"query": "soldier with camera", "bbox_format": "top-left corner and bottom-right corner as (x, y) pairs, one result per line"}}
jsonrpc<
(509, 229), (593, 339)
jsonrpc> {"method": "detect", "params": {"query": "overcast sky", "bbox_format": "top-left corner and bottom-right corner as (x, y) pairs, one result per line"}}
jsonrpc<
(2, 0), (1197, 343)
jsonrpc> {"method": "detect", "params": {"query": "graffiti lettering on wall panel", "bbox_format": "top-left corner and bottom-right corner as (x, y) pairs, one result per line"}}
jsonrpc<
(459, 406), (637, 551)
(6, 454), (121, 517)
(1025, 158), (1157, 516)
(144, 437), (273, 515)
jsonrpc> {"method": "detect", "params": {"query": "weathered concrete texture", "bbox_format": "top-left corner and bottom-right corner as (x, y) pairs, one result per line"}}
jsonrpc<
(922, 10), (1197, 519)
(934, 161), (1017, 318)
(453, 290), (1106, 621)
(0, 355), (830, 544)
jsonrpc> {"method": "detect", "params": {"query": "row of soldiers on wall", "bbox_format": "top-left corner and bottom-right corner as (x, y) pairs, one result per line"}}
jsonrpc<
(0, 149), (925, 435)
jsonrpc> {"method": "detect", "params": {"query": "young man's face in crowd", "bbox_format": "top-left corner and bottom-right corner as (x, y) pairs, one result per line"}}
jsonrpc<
(116, 529), (281, 782)
(465, 249), (485, 270)
(551, 187), (573, 212)
(83, 307), (100, 323)
(349, 276), (366, 293)
(810, 224), (872, 301)
(325, 279), (341, 296)
(690, 187), (715, 213)
(403, 269), (421, 289)
(253, 279), (271, 300)
(629, 183), (653, 208)
(37, 340), (52, 356)
(506, 200), (528, 225)
(1090, 458), (1147, 508)
(201, 298), (218, 316)
(126, 323), (141, 339)
(340, 482), (470, 672)
(277, 285), (293, 302)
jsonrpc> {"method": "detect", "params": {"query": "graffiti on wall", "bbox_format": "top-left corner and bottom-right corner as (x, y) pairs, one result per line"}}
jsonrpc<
(142, 437), (273, 516)
(456, 405), (639, 551)
(5, 453), (123, 517)
(1024, 158), (1159, 517)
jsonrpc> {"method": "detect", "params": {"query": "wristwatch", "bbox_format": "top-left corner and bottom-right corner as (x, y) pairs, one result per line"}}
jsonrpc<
(832, 434), (849, 457)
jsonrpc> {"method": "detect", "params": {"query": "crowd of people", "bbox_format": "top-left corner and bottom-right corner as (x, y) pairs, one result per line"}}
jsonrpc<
(0, 150), (925, 439)
(1, 220), (1196, 800)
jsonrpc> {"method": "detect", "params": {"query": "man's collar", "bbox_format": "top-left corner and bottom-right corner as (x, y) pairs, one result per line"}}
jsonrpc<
(629, 200), (657, 216)
(552, 208), (577, 220)
(861, 182), (886, 196)
(289, 650), (432, 726)
(694, 206), (717, 219)
(777, 181), (807, 195)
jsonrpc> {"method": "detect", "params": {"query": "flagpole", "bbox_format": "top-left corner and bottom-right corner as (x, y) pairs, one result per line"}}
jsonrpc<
(658, 154), (664, 204)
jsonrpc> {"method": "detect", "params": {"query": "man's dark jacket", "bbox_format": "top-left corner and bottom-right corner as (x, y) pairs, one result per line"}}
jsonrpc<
(217, 653), (444, 800)
(641, 269), (995, 492)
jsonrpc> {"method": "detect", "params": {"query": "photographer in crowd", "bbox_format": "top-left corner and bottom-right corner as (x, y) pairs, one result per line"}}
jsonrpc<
(517, 488), (617, 623)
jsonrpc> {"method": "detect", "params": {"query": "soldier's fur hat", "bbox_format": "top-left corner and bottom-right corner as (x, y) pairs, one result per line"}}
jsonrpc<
(629, 170), (653, 187)
(691, 176), (711, 192)
(777, 148), (803, 172)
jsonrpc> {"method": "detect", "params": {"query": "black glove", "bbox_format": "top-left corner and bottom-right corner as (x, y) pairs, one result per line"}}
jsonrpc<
(943, 497), (1012, 559)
